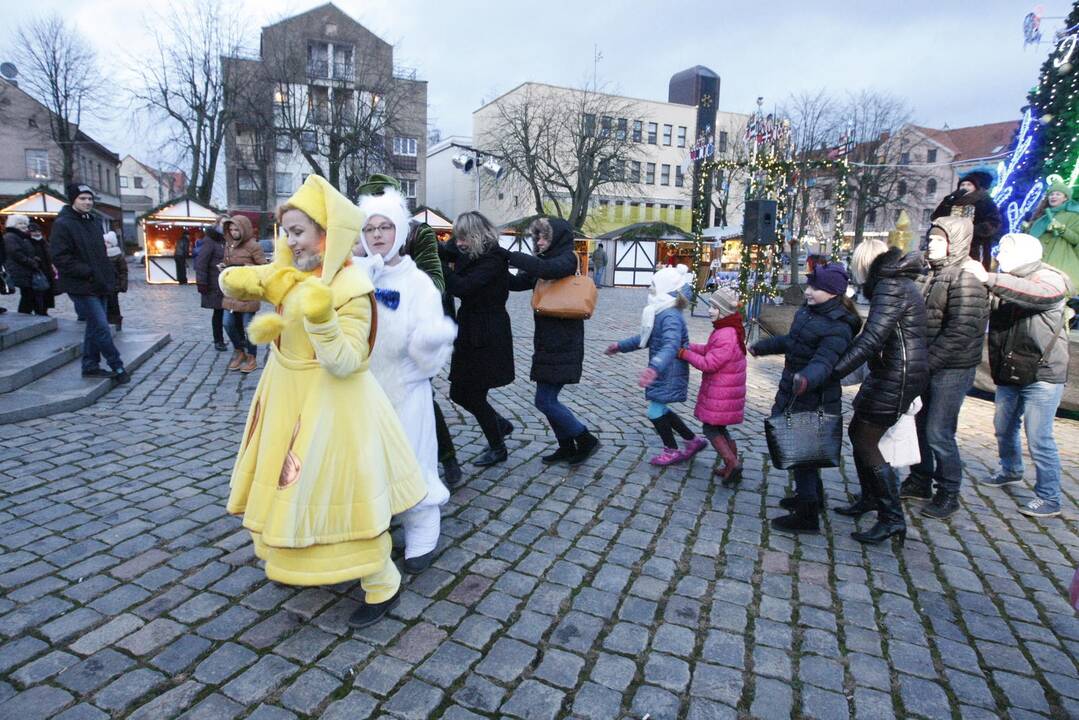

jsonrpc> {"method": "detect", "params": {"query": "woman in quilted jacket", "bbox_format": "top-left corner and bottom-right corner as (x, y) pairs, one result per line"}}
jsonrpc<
(833, 241), (929, 546)
(678, 287), (747, 486)
(751, 263), (862, 533)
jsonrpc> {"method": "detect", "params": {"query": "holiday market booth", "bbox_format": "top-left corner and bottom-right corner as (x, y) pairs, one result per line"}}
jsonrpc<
(140, 198), (223, 284)
(412, 207), (454, 243)
(596, 222), (712, 288)
(0, 187), (119, 240)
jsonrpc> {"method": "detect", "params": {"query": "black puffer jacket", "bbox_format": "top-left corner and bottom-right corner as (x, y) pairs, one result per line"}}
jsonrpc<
(835, 248), (929, 426)
(50, 205), (116, 296)
(194, 228), (225, 310)
(923, 217), (990, 371)
(443, 244), (515, 391)
(3, 228), (41, 288)
(752, 295), (862, 415)
(505, 219), (585, 385)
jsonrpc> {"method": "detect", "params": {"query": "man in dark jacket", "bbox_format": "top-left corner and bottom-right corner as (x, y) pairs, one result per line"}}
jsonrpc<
(175, 230), (190, 284)
(931, 170), (1002, 271)
(901, 217), (989, 519)
(51, 184), (128, 383)
(969, 233), (1072, 519)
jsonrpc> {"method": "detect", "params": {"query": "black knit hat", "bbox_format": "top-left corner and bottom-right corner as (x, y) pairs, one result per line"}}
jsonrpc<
(959, 170), (994, 191)
(66, 183), (95, 202)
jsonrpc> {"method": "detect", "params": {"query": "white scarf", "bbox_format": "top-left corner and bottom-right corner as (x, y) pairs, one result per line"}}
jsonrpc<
(639, 264), (692, 347)
(639, 292), (679, 348)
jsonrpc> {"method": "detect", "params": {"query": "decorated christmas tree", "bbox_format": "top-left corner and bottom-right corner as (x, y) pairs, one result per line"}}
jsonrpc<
(995, 3), (1079, 230)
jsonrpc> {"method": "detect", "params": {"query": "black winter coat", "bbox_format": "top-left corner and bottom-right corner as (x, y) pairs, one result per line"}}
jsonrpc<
(505, 219), (585, 385)
(3, 228), (41, 289)
(922, 264), (989, 372)
(194, 230), (225, 310)
(835, 249), (929, 426)
(444, 245), (515, 391)
(753, 296), (861, 416)
(931, 189), (1002, 254)
(50, 205), (116, 296)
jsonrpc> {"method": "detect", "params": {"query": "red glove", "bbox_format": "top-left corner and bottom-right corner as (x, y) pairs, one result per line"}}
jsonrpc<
(604, 343), (620, 356)
(677, 347), (686, 359)
(639, 367), (658, 387)
(792, 373), (809, 396)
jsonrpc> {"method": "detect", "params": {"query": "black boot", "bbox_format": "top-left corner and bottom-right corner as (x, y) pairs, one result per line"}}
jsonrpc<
(852, 464), (906, 546)
(921, 489), (960, 520)
(347, 589), (401, 628)
(542, 438), (576, 465)
(835, 456), (875, 517)
(779, 495), (826, 514)
(771, 498), (820, 534)
(899, 473), (933, 500)
(442, 457), (463, 487)
(473, 444), (508, 467)
(566, 430), (600, 465)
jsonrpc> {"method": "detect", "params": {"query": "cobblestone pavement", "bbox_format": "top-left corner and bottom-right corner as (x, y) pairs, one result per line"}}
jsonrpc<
(1, 270), (1078, 720)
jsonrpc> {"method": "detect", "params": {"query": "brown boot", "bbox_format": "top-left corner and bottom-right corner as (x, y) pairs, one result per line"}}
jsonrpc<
(239, 352), (258, 373)
(227, 349), (244, 371)
(710, 434), (743, 487)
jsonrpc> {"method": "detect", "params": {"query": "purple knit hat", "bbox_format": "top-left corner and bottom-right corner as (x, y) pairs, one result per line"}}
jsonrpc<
(806, 263), (849, 296)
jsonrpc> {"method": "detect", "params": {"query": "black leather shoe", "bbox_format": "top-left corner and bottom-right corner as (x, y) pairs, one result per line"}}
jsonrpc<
(442, 457), (463, 487)
(771, 500), (820, 534)
(567, 431), (600, 465)
(347, 589), (401, 628)
(82, 368), (112, 378)
(112, 369), (131, 385)
(403, 550), (436, 575)
(214, 341), (229, 351)
(834, 494), (875, 517)
(542, 439), (576, 465)
(472, 445), (507, 467)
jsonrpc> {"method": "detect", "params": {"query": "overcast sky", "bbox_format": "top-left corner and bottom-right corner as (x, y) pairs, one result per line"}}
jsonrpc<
(3, 0), (1073, 169)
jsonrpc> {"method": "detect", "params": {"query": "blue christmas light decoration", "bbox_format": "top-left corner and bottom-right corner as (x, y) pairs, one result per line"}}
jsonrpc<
(991, 108), (1047, 234)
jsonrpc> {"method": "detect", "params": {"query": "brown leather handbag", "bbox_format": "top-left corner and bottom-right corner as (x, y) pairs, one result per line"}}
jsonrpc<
(531, 255), (598, 320)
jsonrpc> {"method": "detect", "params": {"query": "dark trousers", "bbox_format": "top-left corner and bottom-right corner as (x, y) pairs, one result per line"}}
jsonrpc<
(226, 311), (255, 354)
(794, 467), (823, 502)
(175, 257), (188, 284)
(211, 308), (225, 344)
(70, 295), (123, 372)
(106, 293), (122, 325)
(450, 385), (504, 448)
(433, 399), (455, 463)
(17, 286), (47, 316)
(910, 366), (977, 493)
(849, 414), (891, 467)
(534, 382), (586, 440)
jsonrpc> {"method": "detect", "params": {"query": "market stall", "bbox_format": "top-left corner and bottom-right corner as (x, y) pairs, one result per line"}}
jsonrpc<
(498, 215), (591, 272)
(412, 207), (454, 243)
(0, 188), (117, 239)
(139, 198), (223, 284)
(597, 222), (708, 287)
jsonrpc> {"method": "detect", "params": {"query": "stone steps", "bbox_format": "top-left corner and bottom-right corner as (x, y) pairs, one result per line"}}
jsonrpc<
(0, 314), (57, 351)
(0, 323), (83, 393)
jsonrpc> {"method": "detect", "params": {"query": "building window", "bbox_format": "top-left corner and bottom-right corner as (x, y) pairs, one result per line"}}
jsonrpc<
(867, 208), (877, 225)
(332, 44), (354, 80)
(897, 180), (907, 198)
(25, 149), (49, 179)
(583, 114), (595, 137)
(301, 131), (317, 153)
(662, 124), (673, 146)
(676, 126), (687, 148)
(647, 122), (657, 144)
(660, 164), (670, 186)
(275, 133), (291, 153)
(401, 179), (417, 199)
(926, 178), (937, 197)
(844, 210), (852, 225)
(719, 131), (729, 154)
(598, 199), (609, 215)
(616, 118), (627, 141)
(119, 175), (128, 189)
(819, 209), (831, 224)
(275, 172), (292, 195)
(927, 149), (937, 163)
(614, 200), (624, 219)
(307, 41), (329, 78)
(645, 162), (656, 184)
(675, 165), (684, 188)
(600, 116), (612, 137)
(922, 208), (931, 223)
(632, 120), (642, 143)
(629, 161), (641, 183)
(133, 176), (144, 189)
(900, 152), (910, 165)
(393, 137), (418, 156)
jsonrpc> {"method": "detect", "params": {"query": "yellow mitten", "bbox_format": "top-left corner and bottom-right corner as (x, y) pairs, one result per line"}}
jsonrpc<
(263, 267), (309, 306)
(220, 266), (263, 301)
(247, 313), (285, 345)
(299, 277), (334, 324)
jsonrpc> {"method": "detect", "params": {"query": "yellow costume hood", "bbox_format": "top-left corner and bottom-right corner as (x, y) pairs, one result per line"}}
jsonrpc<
(276, 174), (365, 284)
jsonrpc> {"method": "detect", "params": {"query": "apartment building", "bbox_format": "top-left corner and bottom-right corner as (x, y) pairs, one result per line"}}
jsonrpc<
(222, 3), (427, 230)
(118, 155), (187, 244)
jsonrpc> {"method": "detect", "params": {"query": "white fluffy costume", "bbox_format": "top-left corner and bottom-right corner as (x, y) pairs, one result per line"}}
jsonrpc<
(356, 188), (456, 560)
(218, 175), (426, 603)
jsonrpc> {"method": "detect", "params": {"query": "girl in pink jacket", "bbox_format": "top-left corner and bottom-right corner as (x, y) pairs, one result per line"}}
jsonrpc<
(678, 287), (747, 485)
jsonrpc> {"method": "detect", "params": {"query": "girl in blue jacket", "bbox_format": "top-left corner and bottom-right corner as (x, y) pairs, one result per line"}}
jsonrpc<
(606, 265), (706, 466)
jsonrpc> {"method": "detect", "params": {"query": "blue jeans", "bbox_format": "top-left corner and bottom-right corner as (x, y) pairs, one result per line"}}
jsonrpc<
(70, 295), (123, 372)
(226, 311), (255, 354)
(535, 382), (586, 441)
(593, 264), (606, 287)
(994, 382), (1065, 505)
(911, 366), (977, 493)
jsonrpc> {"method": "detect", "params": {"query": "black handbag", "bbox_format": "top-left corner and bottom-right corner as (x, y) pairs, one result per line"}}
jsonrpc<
(764, 398), (843, 470)
(31, 271), (50, 292)
(992, 308), (1066, 386)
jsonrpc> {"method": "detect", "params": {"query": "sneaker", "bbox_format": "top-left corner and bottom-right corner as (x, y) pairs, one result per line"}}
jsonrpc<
(650, 447), (683, 466)
(81, 367), (112, 378)
(899, 476), (933, 500)
(214, 341), (228, 352)
(1018, 498), (1062, 518)
(921, 490), (959, 520)
(112, 369), (131, 385)
(981, 473), (1023, 488)
(678, 436), (708, 461)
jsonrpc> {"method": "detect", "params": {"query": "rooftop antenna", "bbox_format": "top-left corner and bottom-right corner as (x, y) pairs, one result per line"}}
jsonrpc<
(593, 45), (603, 90)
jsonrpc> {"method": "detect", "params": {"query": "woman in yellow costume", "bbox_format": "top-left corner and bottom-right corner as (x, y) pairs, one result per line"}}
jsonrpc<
(219, 175), (426, 628)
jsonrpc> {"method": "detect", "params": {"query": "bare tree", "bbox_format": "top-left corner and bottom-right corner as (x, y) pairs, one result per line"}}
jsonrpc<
(14, 14), (103, 187)
(130, 0), (246, 204)
(257, 31), (413, 198)
(480, 83), (641, 229)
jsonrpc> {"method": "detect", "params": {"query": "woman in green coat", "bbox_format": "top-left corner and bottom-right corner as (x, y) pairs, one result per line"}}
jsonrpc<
(1027, 179), (1079, 290)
